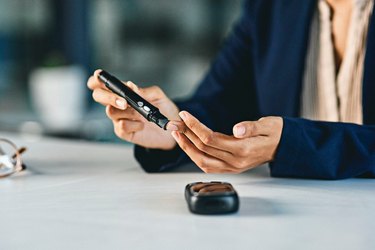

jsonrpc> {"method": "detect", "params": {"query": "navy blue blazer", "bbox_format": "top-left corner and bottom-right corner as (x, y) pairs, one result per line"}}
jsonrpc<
(135, 0), (375, 179)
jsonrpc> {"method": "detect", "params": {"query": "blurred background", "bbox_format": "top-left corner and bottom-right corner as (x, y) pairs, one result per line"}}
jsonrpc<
(0, 0), (242, 142)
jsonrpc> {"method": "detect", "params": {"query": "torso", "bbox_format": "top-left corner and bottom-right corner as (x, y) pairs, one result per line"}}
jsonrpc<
(325, 0), (353, 70)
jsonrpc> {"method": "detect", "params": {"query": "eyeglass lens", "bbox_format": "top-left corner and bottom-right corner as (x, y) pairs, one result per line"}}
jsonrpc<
(0, 139), (23, 177)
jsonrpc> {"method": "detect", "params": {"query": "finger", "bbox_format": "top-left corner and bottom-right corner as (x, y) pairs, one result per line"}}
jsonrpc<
(114, 119), (144, 141)
(233, 118), (275, 138)
(87, 75), (105, 90)
(125, 81), (140, 93)
(171, 131), (235, 173)
(93, 69), (103, 78)
(92, 88), (127, 110)
(116, 119), (144, 134)
(184, 126), (258, 170)
(182, 126), (237, 164)
(135, 85), (166, 102)
(166, 120), (187, 132)
(179, 111), (239, 152)
(125, 82), (166, 106)
(87, 69), (105, 90)
(124, 82), (163, 103)
(106, 105), (143, 121)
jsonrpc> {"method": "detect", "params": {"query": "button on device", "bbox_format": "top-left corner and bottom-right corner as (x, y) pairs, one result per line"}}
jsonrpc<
(143, 106), (151, 112)
(137, 101), (144, 107)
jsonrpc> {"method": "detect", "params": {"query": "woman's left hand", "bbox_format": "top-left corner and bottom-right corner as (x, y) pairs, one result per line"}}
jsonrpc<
(171, 111), (283, 173)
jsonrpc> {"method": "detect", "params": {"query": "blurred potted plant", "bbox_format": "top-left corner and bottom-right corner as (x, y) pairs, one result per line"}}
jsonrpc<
(29, 52), (87, 133)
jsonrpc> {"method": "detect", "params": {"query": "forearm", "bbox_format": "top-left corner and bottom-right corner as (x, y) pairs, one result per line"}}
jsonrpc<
(134, 144), (189, 173)
(270, 117), (375, 179)
(134, 0), (261, 172)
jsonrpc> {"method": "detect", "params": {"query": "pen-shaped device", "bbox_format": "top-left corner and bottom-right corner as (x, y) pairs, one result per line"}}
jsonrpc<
(98, 70), (170, 130)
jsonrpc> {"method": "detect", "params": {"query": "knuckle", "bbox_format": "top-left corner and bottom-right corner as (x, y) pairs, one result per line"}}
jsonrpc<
(92, 90), (99, 101)
(114, 121), (128, 139)
(202, 131), (215, 145)
(187, 119), (196, 129)
(227, 159), (238, 168)
(239, 149), (248, 158)
(235, 159), (248, 169)
(195, 140), (208, 152)
(94, 69), (102, 76)
(87, 76), (99, 90)
(87, 76), (93, 88)
(149, 85), (158, 90)
(121, 123), (132, 134)
(271, 117), (283, 129)
(114, 124), (123, 138)
(126, 81), (138, 91)
(200, 167), (209, 173)
(197, 158), (207, 169)
(150, 85), (162, 94)
(110, 95), (118, 106)
(119, 120), (134, 135)
(105, 106), (114, 119)
(179, 141), (188, 151)
(258, 117), (266, 122)
(248, 123), (258, 136)
(240, 143), (252, 156)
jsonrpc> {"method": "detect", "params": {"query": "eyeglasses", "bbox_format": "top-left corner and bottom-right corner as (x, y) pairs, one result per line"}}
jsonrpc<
(0, 138), (27, 178)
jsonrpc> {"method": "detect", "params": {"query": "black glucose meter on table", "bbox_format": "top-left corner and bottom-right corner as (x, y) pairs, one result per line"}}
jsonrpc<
(185, 181), (239, 215)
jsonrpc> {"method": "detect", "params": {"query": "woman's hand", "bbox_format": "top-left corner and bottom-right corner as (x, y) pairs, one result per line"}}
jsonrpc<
(171, 111), (283, 173)
(87, 69), (181, 150)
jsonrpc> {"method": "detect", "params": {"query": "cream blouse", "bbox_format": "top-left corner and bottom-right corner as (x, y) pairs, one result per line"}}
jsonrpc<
(301, 0), (374, 124)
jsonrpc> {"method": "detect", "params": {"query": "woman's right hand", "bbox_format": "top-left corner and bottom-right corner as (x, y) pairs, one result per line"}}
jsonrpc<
(87, 69), (182, 150)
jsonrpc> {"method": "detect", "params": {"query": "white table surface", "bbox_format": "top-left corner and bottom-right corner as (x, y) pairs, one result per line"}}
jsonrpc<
(0, 132), (374, 250)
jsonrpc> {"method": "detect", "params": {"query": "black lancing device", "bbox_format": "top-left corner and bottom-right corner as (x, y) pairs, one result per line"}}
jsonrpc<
(98, 70), (170, 130)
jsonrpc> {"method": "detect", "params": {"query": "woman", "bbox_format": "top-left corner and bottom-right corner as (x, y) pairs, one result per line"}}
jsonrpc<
(87, 0), (375, 179)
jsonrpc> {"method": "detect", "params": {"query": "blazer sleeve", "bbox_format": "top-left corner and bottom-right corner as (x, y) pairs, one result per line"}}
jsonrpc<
(135, 0), (260, 172)
(270, 117), (375, 179)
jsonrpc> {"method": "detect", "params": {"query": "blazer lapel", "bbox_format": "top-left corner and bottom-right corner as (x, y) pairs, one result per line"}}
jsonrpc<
(256, 0), (317, 117)
(363, 11), (375, 125)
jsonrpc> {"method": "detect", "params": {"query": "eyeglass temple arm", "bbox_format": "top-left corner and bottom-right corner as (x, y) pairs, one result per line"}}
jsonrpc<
(7, 147), (27, 171)
(11, 147), (27, 159)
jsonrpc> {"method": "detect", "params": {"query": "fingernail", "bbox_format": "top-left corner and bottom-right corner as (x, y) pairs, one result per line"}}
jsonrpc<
(179, 111), (187, 120)
(116, 99), (126, 109)
(171, 131), (180, 142)
(234, 126), (246, 137)
(167, 123), (179, 131)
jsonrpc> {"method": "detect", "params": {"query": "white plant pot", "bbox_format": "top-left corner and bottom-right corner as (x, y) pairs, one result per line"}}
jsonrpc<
(29, 65), (87, 133)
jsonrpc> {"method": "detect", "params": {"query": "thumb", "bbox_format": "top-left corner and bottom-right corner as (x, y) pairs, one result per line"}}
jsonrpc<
(233, 120), (265, 138)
